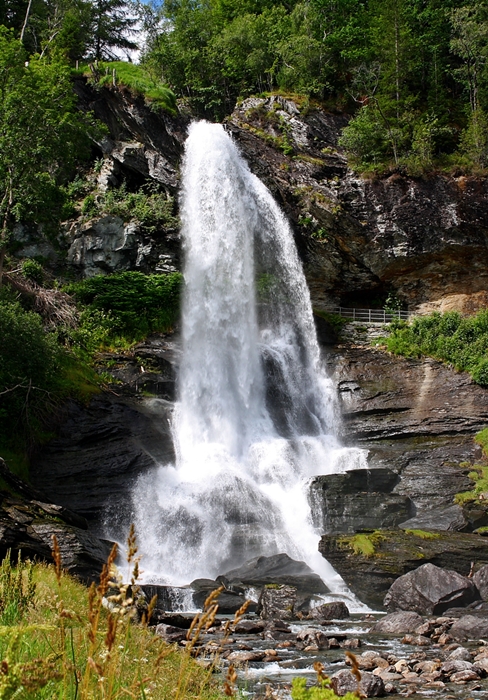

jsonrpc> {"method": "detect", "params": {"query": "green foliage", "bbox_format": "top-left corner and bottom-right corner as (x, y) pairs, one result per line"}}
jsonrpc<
(94, 61), (177, 113)
(66, 271), (183, 348)
(84, 182), (178, 233)
(0, 556), (226, 699)
(291, 677), (358, 700)
(404, 529), (440, 540)
(313, 310), (348, 334)
(381, 309), (488, 386)
(455, 465), (488, 504)
(0, 28), (95, 256)
(475, 427), (488, 457)
(0, 551), (35, 626)
(20, 259), (44, 285)
(339, 531), (386, 557)
(0, 296), (64, 445)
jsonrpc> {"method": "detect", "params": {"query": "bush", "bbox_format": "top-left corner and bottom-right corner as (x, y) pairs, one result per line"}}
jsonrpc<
(66, 271), (183, 348)
(0, 297), (63, 444)
(381, 309), (488, 386)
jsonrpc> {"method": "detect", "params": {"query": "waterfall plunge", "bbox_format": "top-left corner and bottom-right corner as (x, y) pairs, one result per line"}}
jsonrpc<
(132, 122), (368, 606)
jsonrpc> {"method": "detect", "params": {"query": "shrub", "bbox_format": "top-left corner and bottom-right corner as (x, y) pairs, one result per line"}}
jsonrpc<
(66, 271), (183, 348)
(0, 297), (63, 445)
(380, 309), (488, 386)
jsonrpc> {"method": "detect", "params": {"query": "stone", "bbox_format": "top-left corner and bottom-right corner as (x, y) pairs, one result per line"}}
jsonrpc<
(330, 669), (385, 697)
(309, 468), (413, 534)
(449, 615), (488, 641)
(296, 627), (329, 649)
(370, 611), (424, 634)
(223, 553), (328, 595)
(447, 647), (473, 661)
(154, 623), (188, 643)
(226, 650), (266, 663)
(450, 669), (480, 682)
(474, 565), (488, 600)
(319, 530), (488, 611)
(234, 620), (266, 634)
(440, 659), (476, 677)
(259, 585), (297, 620)
(383, 563), (480, 614)
(310, 601), (349, 621)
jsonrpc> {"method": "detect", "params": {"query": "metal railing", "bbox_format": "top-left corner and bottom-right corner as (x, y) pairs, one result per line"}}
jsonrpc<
(330, 307), (411, 323)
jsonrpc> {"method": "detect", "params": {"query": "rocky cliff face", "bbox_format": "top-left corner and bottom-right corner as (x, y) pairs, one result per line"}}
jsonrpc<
(46, 83), (488, 314)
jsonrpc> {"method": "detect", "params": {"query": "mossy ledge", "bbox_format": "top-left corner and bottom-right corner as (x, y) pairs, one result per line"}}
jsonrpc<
(320, 529), (488, 610)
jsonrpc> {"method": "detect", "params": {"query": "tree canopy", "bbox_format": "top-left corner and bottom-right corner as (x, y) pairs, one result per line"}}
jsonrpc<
(0, 27), (94, 276)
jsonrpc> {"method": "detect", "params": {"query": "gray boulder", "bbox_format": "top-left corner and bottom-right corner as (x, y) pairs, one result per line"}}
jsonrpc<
(474, 564), (488, 600)
(449, 615), (488, 641)
(223, 553), (328, 595)
(259, 585), (297, 620)
(370, 611), (424, 634)
(330, 669), (385, 697)
(310, 601), (349, 621)
(383, 563), (480, 614)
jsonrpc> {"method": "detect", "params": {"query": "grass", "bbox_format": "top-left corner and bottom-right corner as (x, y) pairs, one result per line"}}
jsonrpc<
(403, 529), (440, 540)
(0, 542), (227, 700)
(376, 310), (488, 386)
(313, 310), (348, 335)
(454, 428), (488, 506)
(338, 532), (386, 557)
(73, 62), (177, 115)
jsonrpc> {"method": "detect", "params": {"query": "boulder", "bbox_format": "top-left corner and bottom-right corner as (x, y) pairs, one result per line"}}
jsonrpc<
(330, 669), (385, 697)
(258, 585), (297, 620)
(383, 563), (480, 614)
(449, 615), (488, 641)
(154, 623), (187, 644)
(295, 627), (329, 649)
(474, 565), (488, 600)
(222, 553), (328, 595)
(310, 601), (350, 621)
(190, 579), (255, 614)
(319, 529), (488, 610)
(309, 468), (413, 534)
(370, 611), (424, 634)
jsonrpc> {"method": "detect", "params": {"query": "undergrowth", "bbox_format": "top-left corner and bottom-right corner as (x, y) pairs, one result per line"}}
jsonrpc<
(455, 428), (488, 505)
(73, 62), (177, 114)
(377, 310), (488, 386)
(0, 539), (225, 700)
(80, 182), (178, 234)
(338, 532), (385, 558)
(66, 271), (182, 350)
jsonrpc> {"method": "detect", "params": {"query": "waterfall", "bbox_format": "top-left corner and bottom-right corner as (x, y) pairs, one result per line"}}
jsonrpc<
(131, 121), (368, 606)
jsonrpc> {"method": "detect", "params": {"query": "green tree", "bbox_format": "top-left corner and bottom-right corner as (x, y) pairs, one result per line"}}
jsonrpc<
(0, 27), (93, 281)
(87, 0), (139, 60)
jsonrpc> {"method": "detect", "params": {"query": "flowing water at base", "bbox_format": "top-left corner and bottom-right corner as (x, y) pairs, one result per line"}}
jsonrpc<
(131, 121), (368, 609)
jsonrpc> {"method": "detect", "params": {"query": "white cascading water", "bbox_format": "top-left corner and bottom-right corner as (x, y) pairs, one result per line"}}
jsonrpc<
(132, 121), (368, 607)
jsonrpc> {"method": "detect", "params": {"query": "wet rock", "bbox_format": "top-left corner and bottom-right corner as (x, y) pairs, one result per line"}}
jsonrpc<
(319, 530), (488, 610)
(310, 601), (349, 621)
(154, 623), (187, 643)
(370, 611), (424, 634)
(451, 669), (481, 682)
(441, 659), (477, 677)
(330, 669), (385, 697)
(474, 565), (488, 599)
(296, 627), (329, 649)
(449, 615), (488, 641)
(447, 647), (473, 661)
(384, 563), (480, 614)
(190, 580), (255, 614)
(263, 620), (295, 641)
(31, 395), (175, 522)
(223, 553), (328, 595)
(226, 650), (266, 664)
(233, 620), (266, 634)
(258, 584), (298, 620)
(309, 468), (413, 534)
(401, 634), (431, 646)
